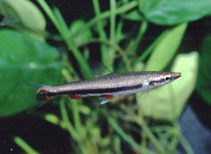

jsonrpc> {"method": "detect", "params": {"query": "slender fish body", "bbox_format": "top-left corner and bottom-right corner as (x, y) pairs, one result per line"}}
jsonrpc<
(37, 71), (181, 102)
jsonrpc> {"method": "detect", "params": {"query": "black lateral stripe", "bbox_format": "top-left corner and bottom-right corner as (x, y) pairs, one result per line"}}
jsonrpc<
(53, 84), (143, 96)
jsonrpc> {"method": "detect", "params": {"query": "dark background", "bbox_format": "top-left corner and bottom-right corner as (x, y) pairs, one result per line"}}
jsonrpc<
(0, 0), (210, 153)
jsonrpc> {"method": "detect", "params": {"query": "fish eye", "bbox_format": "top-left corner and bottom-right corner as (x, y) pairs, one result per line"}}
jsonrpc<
(166, 77), (170, 80)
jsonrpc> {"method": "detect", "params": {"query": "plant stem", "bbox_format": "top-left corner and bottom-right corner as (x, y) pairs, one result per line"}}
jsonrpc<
(110, 0), (116, 44)
(14, 136), (39, 154)
(135, 29), (169, 65)
(78, 38), (132, 71)
(72, 100), (86, 139)
(108, 117), (157, 154)
(131, 21), (148, 53)
(136, 98), (166, 154)
(135, 118), (166, 154)
(114, 136), (122, 154)
(180, 134), (194, 154)
(167, 122), (180, 153)
(106, 0), (117, 70)
(37, 0), (93, 78)
(60, 99), (80, 141)
(92, 0), (108, 67)
(87, 1), (137, 29)
(60, 99), (90, 154)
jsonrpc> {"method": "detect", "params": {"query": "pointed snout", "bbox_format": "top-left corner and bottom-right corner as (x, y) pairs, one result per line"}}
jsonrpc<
(173, 72), (181, 79)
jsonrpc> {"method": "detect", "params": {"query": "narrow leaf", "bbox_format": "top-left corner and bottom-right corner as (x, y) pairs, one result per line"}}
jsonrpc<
(145, 23), (187, 71)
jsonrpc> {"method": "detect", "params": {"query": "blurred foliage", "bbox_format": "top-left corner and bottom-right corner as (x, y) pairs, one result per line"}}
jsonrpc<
(14, 136), (39, 154)
(69, 20), (92, 46)
(138, 0), (211, 25)
(139, 52), (198, 121)
(196, 34), (211, 105)
(0, 0), (46, 38)
(0, 0), (210, 154)
(0, 30), (61, 116)
(145, 23), (187, 71)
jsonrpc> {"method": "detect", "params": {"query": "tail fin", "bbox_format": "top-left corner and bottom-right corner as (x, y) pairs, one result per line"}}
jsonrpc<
(36, 86), (54, 101)
(21, 81), (49, 107)
(0, 80), (49, 116)
(22, 81), (53, 101)
(21, 81), (53, 114)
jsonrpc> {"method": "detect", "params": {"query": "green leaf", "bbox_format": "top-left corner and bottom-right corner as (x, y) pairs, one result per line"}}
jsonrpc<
(78, 105), (91, 115)
(0, 0), (46, 33)
(69, 20), (92, 46)
(123, 10), (143, 21)
(139, 0), (211, 25)
(0, 30), (61, 117)
(137, 52), (198, 121)
(196, 34), (211, 105)
(44, 114), (60, 125)
(145, 23), (187, 71)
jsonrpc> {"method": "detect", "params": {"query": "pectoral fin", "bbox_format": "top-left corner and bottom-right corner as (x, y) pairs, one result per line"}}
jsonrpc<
(103, 94), (114, 99)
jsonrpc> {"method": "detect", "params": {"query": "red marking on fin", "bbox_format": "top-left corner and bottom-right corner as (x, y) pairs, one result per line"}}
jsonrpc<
(38, 89), (49, 94)
(37, 89), (52, 101)
(103, 95), (114, 99)
(69, 95), (81, 99)
(43, 96), (53, 101)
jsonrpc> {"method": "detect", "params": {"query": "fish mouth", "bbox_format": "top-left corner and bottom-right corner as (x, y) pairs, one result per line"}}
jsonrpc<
(173, 72), (181, 79)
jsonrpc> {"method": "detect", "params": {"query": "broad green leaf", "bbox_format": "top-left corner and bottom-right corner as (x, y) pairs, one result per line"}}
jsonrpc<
(139, 0), (211, 25)
(0, 0), (46, 33)
(196, 35), (211, 105)
(0, 30), (61, 117)
(145, 23), (187, 71)
(137, 52), (198, 121)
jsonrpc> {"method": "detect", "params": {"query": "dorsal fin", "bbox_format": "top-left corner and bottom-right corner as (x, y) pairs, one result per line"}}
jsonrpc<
(89, 59), (112, 77)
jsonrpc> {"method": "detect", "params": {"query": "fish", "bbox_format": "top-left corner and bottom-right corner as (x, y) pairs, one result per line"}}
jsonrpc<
(36, 71), (181, 104)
